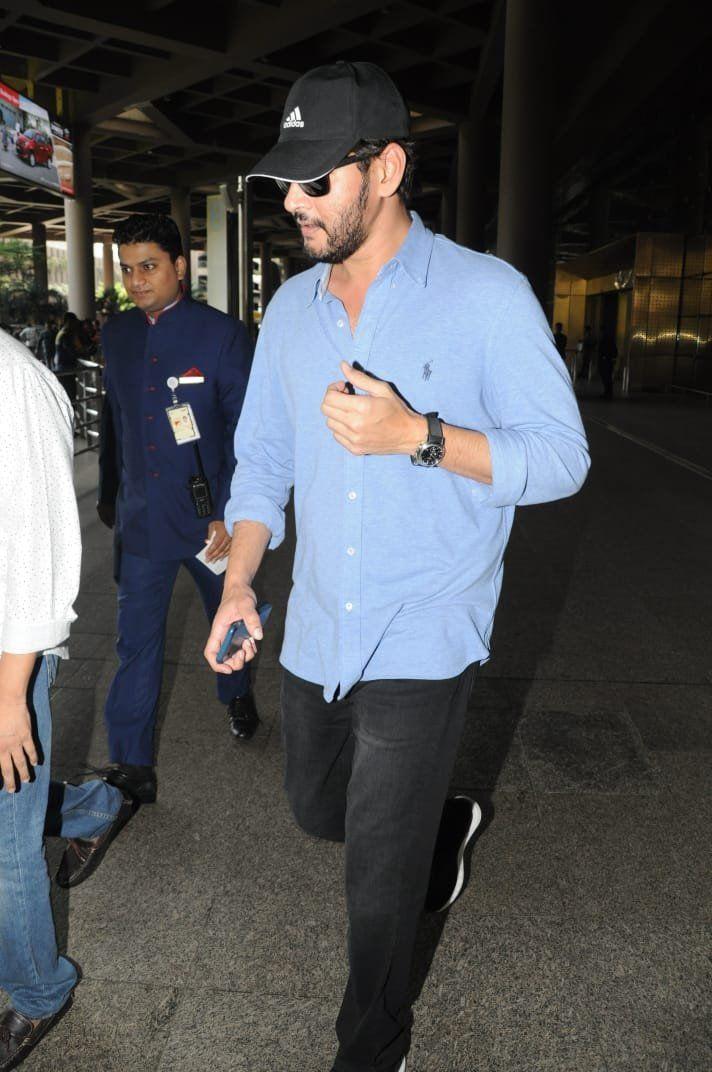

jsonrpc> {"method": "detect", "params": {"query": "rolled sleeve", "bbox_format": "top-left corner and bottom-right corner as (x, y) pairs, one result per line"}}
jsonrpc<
(481, 278), (590, 508)
(225, 488), (286, 549)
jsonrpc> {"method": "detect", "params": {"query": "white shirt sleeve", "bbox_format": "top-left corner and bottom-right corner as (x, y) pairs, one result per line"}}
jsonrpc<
(0, 332), (81, 657)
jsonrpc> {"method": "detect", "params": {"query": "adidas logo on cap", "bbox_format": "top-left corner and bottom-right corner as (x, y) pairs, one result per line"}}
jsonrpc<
(283, 106), (304, 129)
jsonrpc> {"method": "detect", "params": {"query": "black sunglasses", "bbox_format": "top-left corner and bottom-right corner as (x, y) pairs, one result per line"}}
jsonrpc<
(275, 147), (380, 198)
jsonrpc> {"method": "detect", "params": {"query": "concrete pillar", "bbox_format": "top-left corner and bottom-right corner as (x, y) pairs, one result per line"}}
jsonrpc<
(497, 0), (555, 305)
(102, 235), (114, 290)
(456, 118), (487, 250)
(31, 220), (48, 307)
(63, 125), (95, 319)
(170, 186), (192, 288)
(206, 193), (229, 313)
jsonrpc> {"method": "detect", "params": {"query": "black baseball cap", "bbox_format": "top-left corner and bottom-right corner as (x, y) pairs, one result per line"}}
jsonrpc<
(247, 61), (410, 185)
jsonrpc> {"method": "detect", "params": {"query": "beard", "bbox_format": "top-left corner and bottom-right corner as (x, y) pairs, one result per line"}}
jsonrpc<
(292, 171), (370, 264)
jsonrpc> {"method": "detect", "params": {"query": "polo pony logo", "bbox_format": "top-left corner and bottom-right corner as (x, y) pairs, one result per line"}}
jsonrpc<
(422, 361), (432, 381)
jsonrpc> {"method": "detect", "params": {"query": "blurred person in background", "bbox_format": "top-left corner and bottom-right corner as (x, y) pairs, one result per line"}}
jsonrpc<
(36, 316), (57, 367)
(53, 311), (87, 409)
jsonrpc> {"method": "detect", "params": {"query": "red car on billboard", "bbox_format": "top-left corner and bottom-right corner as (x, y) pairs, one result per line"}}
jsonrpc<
(15, 128), (53, 167)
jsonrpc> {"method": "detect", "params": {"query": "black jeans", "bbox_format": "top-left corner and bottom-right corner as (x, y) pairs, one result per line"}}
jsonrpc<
(281, 664), (476, 1072)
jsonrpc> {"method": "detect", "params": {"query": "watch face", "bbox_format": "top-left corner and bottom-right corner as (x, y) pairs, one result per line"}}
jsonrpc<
(419, 443), (445, 467)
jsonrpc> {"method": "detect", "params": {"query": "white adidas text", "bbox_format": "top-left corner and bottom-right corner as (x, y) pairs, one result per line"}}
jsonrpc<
(283, 106), (304, 129)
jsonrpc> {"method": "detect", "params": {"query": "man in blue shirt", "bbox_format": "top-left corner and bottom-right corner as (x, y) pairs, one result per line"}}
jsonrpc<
(205, 62), (590, 1072)
(97, 214), (257, 807)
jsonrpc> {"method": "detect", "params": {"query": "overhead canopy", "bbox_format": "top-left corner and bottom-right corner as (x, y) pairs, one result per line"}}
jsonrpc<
(0, 0), (712, 257)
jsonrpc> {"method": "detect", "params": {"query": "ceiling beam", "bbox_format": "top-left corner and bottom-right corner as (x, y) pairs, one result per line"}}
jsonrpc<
(77, 0), (389, 124)
(2, 1), (230, 61)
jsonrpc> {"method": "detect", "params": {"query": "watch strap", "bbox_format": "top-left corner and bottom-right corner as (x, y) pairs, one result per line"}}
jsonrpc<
(424, 412), (444, 445)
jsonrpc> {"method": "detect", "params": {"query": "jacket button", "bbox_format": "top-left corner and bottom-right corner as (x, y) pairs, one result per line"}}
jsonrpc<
(148, 444), (157, 451)
(151, 471), (159, 478)
(148, 385), (157, 392)
(151, 356), (158, 364)
(147, 415), (154, 422)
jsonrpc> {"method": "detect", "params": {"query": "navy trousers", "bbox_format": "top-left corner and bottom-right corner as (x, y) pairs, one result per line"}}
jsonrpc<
(105, 550), (250, 765)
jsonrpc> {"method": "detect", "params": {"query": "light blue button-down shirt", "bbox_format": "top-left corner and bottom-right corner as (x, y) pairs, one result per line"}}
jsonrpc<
(226, 213), (589, 700)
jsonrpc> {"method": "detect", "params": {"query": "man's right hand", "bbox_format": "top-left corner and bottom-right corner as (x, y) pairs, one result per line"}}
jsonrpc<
(0, 697), (38, 793)
(97, 502), (116, 529)
(204, 584), (264, 674)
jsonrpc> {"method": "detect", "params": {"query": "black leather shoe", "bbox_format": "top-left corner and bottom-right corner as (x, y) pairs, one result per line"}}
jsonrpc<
(228, 692), (259, 740)
(56, 793), (138, 889)
(0, 998), (73, 1070)
(94, 763), (157, 804)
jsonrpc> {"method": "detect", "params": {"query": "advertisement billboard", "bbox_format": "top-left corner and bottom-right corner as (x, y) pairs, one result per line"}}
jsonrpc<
(0, 80), (74, 196)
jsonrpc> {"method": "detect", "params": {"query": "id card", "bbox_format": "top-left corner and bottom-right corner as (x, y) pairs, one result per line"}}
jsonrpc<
(166, 402), (201, 444)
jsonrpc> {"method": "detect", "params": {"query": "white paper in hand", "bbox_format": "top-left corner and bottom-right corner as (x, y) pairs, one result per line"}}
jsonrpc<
(195, 531), (228, 575)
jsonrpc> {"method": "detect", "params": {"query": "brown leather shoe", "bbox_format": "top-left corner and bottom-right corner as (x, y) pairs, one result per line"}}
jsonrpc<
(56, 795), (137, 889)
(0, 998), (73, 1070)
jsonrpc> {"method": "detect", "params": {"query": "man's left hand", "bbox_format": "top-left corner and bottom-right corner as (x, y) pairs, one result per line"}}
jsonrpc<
(321, 362), (425, 456)
(206, 520), (231, 562)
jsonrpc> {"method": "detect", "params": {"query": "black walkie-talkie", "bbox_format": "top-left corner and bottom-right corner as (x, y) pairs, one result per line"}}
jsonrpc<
(188, 474), (213, 518)
(188, 443), (213, 518)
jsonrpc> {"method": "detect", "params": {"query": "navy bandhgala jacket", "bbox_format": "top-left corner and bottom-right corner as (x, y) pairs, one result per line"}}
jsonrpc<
(98, 297), (253, 561)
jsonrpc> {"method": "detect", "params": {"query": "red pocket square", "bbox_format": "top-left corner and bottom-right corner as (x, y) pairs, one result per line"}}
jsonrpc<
(179, 366), (205, 383)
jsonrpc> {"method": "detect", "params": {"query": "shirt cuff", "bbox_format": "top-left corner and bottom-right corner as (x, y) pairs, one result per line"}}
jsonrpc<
(224, 494), (284, 549)
(482, 427), (528, 508)
(1, 617), (73, 656)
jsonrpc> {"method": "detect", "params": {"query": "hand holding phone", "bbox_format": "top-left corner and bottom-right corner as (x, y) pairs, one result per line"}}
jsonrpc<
(216, 602), (272, 664)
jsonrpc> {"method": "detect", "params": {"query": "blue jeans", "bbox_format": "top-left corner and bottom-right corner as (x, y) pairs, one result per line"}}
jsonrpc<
(0, 656), (122, 1019)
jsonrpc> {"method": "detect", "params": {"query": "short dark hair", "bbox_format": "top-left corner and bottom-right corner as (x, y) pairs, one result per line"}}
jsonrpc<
(356, 138), (417, 204)
(113, 213), (184, 261)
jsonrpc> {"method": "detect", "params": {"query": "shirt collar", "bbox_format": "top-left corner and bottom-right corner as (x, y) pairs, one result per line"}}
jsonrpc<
(391, 211), (433, 287)
(145, 286), (184, 326)
(307, 212), (434, 307)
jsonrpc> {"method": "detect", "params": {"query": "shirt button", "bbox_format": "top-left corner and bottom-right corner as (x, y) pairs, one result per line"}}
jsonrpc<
(151, 356), (158, 364)
(337, 318), (345, 328)
(345, 602), (353, 612)
(346, 546), (355, 556)
(347, 491), (357, 501)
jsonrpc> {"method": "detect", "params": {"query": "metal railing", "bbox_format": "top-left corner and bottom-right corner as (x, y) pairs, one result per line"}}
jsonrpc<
(55, 359), (105, 455)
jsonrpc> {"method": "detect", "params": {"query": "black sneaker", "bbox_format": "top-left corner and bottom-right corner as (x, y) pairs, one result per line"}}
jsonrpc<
(0, 997), (73, 1070)
(425, 795), (482, 913)
(228, 692), (259, 740)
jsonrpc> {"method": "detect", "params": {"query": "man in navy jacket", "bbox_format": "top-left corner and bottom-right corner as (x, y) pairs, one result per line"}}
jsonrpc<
(97, 214), (256, 804)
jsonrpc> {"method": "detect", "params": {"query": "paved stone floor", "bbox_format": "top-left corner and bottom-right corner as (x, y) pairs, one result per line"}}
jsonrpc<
(9, 391), (711, 1071)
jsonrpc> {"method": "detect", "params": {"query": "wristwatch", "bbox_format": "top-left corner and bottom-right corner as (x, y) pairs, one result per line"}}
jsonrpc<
(411, 412), (446, 467)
